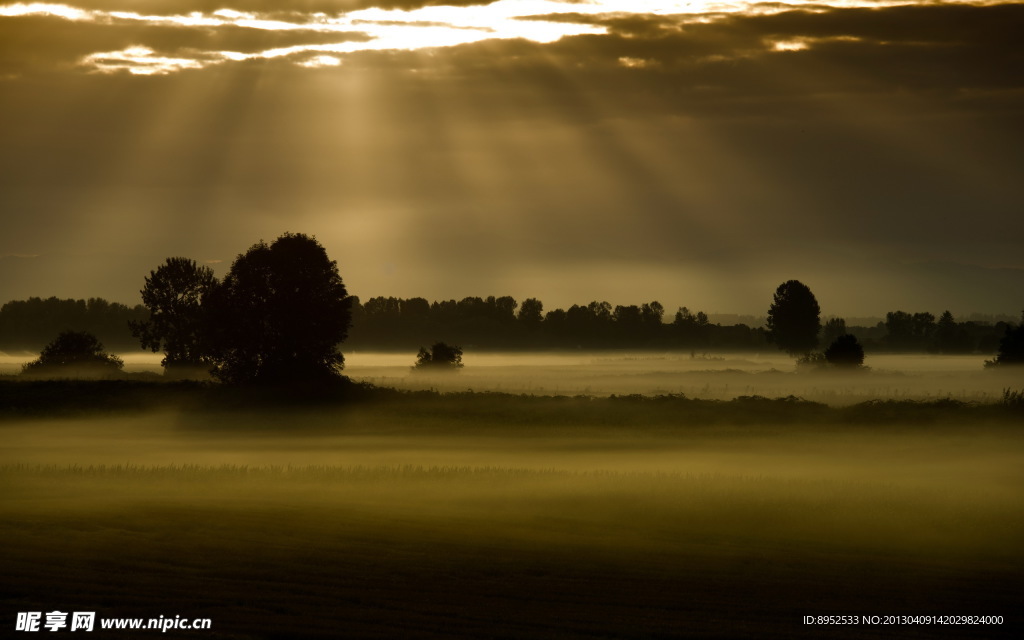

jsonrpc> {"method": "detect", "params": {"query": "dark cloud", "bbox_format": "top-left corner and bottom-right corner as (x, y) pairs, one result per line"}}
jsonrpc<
(745, 4), (1024, 42)
(381, 3), (1024, 146)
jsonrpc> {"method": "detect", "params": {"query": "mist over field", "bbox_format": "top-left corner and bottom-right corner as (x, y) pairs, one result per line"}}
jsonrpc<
(4, 350), (1020, 403)
(3, 349), (1023, 637)
(345, 351), (1020, 403)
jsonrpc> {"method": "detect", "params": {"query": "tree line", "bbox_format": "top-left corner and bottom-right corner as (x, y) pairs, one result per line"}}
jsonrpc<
(2, 233), (1022, 384)
(0, 297), (147, 352)
(345, 296), (1012, 354)
(1, 290), (1017, 357)
(348, 296), (768, 350)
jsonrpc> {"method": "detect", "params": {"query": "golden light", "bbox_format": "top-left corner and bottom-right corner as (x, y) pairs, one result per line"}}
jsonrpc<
(0, 2), (89, 19)
(298, 55), (343, 69)
(80, 46), (208, 75)
(1, 0), (1015, 73)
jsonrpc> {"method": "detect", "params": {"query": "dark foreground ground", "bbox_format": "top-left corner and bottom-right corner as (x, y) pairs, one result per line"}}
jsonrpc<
(4, 461), (1020, 640)
(2, 381), (1022, 638)
(2, 495), (1019, 639)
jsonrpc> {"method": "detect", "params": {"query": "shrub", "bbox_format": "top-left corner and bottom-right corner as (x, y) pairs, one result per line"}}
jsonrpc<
(21, 331), (124, 379)
(824, 334), (865, 367)
(412, 342), (464, 372)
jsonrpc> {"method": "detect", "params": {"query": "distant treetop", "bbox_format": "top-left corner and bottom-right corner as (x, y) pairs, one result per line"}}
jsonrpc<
(767, 280), (821, 356)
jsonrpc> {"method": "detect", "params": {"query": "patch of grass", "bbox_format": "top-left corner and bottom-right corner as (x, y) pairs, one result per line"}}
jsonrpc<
(1002, 387), (1024, 408)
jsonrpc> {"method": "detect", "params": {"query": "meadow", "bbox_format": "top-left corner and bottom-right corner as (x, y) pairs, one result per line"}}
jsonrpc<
(1, 352), (1022, 637)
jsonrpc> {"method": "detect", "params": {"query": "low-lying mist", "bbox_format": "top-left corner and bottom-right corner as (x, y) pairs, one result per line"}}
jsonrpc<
(3, 408), (1022, 561)
(3, 350), (1017, 405)
(5, 462), (1020, 564)
(347, 352), (1019, 404)
(3, 380), (1021, 637)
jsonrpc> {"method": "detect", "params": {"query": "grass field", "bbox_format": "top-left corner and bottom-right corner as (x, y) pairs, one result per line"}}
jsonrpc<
(2, 380), (1022, 638)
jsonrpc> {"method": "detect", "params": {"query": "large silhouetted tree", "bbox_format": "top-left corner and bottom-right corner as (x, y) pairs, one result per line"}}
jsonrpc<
(130, 257), (217, 374)
(22, 331), (124, 378)
(205, 233), (352, 384)
(767, 280), (821, 356)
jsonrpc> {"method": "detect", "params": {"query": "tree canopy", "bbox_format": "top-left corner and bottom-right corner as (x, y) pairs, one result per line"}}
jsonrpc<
(767, 280), (821, 356)
(205, 233), (352, 384)
(130, 257), (217, 372)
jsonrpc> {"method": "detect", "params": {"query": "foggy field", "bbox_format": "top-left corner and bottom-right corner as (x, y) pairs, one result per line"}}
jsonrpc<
(1, 352), (1021, 637)
(2, 398), (1022, 638)
(344, 352), (1020, 404)
(3, 350), (1020, 404)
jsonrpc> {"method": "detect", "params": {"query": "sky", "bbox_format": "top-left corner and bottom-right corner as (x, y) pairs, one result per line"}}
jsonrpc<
(1, 0), (1022, 317)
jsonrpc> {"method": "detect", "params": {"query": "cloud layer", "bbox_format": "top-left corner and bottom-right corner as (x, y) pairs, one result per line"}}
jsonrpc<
(2, 1), (1015, 74)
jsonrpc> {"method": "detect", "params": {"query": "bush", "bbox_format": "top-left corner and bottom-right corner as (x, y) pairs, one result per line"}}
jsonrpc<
(412, 342), (464, 372)
(824, 334), (865, 367)
(21, 331), (124, 379)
